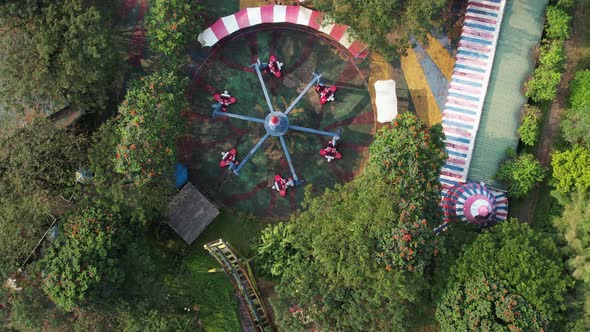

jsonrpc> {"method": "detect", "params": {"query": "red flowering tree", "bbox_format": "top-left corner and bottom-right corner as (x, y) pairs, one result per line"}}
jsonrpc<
(145, 0), (203, 56)
(369, 113), (447, 272)
(114, 69), (186, 187)
(257, 114), (447, 330)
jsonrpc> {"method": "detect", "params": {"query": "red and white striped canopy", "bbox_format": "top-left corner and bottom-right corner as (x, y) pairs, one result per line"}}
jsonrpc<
(197, 5), (368, 58)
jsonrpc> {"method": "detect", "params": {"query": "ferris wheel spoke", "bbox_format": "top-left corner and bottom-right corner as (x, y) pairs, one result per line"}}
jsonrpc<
(213, 110), (266, 124)
(279, 136), (299, 182)
(289, 124), (341, 139)
(233, 133), (271, 176)
(252, 61), (275, 113)
(284, 72), (322, 115)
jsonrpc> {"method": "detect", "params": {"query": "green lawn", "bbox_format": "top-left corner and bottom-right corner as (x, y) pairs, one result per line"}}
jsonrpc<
(122, 209), (264, 331)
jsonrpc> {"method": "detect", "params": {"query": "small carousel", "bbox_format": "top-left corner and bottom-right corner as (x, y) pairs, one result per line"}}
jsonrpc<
(436, 181), (508, 233)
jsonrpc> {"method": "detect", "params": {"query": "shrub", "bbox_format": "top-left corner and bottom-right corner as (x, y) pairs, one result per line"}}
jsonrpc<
(562, 70), (590, 146)
(545, 5), (572, 40)
(525, 67), (562, 102)
(496, 151), (546, 198)
(539, 39), (565, 70)
(551, 146), (590, 193)
(555, 0), (574, 9)
(518, 104), (542, 146)
(568, 69), (590, 110)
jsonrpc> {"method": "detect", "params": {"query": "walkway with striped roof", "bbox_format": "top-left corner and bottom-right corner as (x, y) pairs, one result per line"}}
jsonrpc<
(439, 0), (506, 189)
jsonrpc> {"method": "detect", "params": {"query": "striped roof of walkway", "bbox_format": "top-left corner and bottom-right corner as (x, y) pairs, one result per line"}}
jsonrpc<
(439, 0), (507, 189)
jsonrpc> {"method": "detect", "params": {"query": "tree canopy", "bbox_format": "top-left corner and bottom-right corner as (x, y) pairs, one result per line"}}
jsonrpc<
(552, 191), (590, 330)
(553, 191), (590, 284)
(496, 150), (546, 198)
(42, 206), (128, 311)
(0, 118), (87, 276)
(257, 114), (447, 330)
(562, 70), (590, 146)
(146, 0), (203, 57)
(313, 0), (446, 59)
(0, 0), (122, 115)
(113, 68), (187, 188)
(449, 219), (571, 320)
(551, 146), (590, 194)
(436, 275), (548, 331)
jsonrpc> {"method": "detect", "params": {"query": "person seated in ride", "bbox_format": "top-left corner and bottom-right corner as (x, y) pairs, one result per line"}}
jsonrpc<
(221, 150), (235, 162)
(273, 179), (283, 191)
(317, 83), (334, 99)
(219, 90), (232, 105)
(316, 83), (327, 94)
(325, 141), (336, 156)
(269, 58), (279, 72)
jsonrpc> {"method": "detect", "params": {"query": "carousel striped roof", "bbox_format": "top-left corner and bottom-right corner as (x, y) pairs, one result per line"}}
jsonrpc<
(441, 182), (508, 225)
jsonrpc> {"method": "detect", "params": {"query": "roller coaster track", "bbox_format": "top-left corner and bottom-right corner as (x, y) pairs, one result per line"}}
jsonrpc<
(204, 239), (273, 332)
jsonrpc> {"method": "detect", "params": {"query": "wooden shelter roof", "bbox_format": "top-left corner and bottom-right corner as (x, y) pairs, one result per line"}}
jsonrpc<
(168, 182), (219, 244)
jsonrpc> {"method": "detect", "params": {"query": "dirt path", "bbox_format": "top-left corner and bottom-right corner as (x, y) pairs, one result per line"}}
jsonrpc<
(516, 2), (587, 222)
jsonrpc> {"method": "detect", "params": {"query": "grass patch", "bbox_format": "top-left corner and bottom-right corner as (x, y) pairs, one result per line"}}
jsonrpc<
(530, 183), (563, 233)
(120, 209), (264, 331)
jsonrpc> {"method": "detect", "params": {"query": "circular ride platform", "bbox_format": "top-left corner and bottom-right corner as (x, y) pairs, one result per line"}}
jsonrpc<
(181, 28), (374, 217)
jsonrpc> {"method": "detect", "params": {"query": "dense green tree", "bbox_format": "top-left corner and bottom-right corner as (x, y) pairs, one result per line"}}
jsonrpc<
(551, 191), (590, 331)
(553, 191), (590, 283)
(0, 118), (87, 276)
(269, 176), (429, 330)
(450, 219), (571, 320)
(518, 104), (542, 146)
(562, 70), (590, 146)
(0, 195), (51, 277)
(87, 119), (170, 225)
(551, 146), (590, 194)
(42, 206), (128, 311)
(0, 0), (123, 115)
(114, 68), (186, 188)
(369, 113), (446, 219)
(436, 275), (548, 331)
(313, 0), (446, 59)
(496, 150), (545, 198)
(259, 114), (446, 330)
(146, 0), (203, 57)
(0, 117), (87, 196)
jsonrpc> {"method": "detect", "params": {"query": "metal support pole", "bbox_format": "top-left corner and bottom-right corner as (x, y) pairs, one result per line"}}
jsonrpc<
(213, 110), (266, 124)
(252, 60), (275, 113)
(279, 136), (299, 182)
(289, 124), (341, 138)
(284, 72), (322, 115)
(233, 133), (271, 175)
